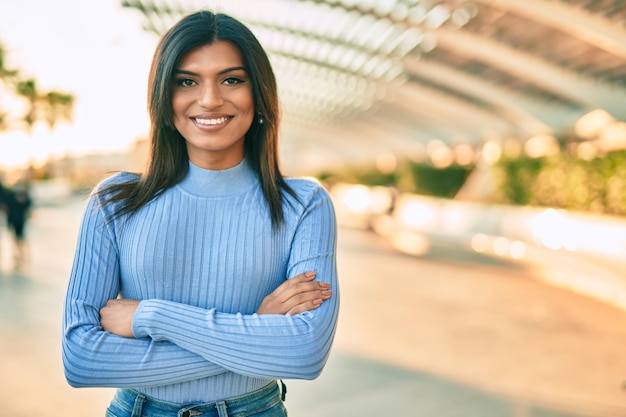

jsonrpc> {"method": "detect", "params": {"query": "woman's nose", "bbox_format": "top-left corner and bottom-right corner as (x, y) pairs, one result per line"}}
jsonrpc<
(198, 84), (224, 108)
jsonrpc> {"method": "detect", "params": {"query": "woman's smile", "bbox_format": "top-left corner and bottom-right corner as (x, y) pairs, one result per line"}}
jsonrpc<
(194, 116), (231, 126)
(191, 114), (234, 130)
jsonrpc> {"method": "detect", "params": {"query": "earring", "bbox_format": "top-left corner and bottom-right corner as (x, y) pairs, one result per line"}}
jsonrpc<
(257, 112), (264, 124)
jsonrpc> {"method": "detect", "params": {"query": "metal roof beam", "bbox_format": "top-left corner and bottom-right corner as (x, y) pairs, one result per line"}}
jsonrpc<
(434, 27), (626, 119)
(473, 0), (626, 60)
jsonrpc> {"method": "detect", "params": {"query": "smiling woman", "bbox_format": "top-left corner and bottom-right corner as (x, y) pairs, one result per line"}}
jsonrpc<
(61, 9), (339, 417)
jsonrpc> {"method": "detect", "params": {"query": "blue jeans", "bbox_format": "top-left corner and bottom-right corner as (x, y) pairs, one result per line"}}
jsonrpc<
(106, 381), (287, 417)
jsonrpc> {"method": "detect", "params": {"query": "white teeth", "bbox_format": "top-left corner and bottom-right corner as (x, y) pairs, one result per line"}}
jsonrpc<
(195, 117), (229, 125)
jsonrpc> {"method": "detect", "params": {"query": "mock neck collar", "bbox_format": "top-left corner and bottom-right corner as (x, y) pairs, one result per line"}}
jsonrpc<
(177, 158), (258, 197)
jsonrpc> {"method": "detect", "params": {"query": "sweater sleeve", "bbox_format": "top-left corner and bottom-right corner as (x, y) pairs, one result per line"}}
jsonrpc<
(132, 184), (340, 380)
(62, 187), (228, 388)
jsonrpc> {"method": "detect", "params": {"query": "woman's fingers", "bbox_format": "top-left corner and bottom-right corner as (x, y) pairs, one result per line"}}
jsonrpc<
(275, 272), (329, 301)
(256, 271), (333, 315)
(285, 293), (331, 315)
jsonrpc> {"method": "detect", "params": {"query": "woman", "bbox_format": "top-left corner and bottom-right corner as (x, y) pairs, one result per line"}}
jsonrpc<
(62, 10), (339, 417)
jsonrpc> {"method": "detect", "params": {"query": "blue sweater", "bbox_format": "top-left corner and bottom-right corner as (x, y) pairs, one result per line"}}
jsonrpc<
(62, 158), (339, 403)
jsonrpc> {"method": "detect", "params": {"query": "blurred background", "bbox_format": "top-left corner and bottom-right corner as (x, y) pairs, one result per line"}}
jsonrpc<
(1, 0), (626, 416)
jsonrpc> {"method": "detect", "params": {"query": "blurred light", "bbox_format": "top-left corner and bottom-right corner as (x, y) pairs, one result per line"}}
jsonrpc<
(342, 185), (372, 213)
(575, 109), (615, 139)
(481, 140), (502, 164)
(529, 208), (570, 250)
(577, 222), (626, 257)
(524, 134), (559, 158)
(431, 148), (453, 168)
(427, 139), (453, 168)
(401, 201), (436, 229)
(471, 233), (526, 259)
(454, 143), (475, 166)
(492, 236), (510, 256)
(331, 183), (394, 216)
(471, 233), (490, 253)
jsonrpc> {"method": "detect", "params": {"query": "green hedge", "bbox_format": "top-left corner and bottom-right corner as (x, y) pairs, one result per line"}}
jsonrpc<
(491, 150), (626, 216)
(409, 163), (472, 198)
(319, 149), (626, 217)
(319, 161), (473, 197)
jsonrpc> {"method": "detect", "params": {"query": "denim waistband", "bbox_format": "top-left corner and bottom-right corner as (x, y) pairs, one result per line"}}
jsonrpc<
(111, 381), (283, 417)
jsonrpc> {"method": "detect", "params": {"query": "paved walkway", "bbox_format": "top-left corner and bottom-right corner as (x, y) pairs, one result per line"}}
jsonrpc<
(1, 198), (626, 416)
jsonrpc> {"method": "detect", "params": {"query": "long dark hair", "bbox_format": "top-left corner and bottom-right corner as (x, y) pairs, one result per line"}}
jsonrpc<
(100, 10), (296, 228)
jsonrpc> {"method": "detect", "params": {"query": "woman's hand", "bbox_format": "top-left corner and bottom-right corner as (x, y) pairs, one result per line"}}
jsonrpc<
(100, 298), (140, 338)
(256, 271), (332, 315)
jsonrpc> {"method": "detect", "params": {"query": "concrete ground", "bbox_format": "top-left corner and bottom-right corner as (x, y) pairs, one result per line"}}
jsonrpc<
(1, 197), (626, 417)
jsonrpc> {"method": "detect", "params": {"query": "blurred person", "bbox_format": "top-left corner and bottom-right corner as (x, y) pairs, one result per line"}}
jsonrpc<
(0, 178), (6, 209)
(62, 10), (339, 417)
(5, 180), (32, 268)
(0, 178), (7, 266)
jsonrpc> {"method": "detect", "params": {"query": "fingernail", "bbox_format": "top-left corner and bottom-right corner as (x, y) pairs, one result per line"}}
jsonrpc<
(313, 299), (323, 305)
(321, 290), (332, 296)
(305, 271), (316, 278)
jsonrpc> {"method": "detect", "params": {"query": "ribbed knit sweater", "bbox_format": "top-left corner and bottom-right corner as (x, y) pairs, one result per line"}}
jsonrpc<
(62, 158), (339, 403)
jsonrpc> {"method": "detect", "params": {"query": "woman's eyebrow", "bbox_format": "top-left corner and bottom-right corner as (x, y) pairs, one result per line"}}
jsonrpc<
(174, 66), (247, 76)
(218, 66), (247, 75)
(174, 69), (198, 76)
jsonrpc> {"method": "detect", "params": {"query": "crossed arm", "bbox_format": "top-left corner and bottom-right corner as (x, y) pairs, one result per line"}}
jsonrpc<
(100, 271), (333, 338)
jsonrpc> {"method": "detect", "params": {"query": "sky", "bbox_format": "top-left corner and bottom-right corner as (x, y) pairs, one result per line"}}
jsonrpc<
(0, 0), (159, 168)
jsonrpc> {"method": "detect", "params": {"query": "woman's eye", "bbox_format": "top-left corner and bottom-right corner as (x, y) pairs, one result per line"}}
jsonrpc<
(223, 76), (244, 85)
(175, 78), (195, 87)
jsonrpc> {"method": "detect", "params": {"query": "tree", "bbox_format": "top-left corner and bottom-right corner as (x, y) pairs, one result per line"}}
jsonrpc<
(0, 41), (74, 132)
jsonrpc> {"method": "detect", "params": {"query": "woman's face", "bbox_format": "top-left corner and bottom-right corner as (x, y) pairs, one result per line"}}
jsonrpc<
(172, 41), (254, 170)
